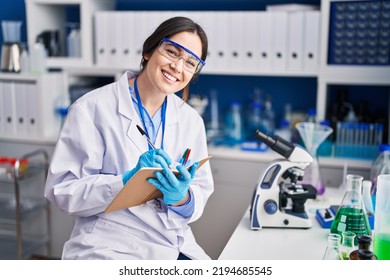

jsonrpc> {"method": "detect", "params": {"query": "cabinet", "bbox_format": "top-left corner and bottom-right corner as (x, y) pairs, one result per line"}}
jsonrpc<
(25, 0), (115, 69)
(317, 0), (390, 141)
(0, 149), (51, 259)
(0, 72), (65, 143)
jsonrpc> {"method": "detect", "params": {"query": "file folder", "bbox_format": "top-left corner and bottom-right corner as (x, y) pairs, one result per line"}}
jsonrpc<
(0, 82), (4, 134)
(25, 82), (39, 136)
(14, 82), (28, 136)
(215, 12), (230, 71)
(303, 10), (320, 73)
(228, 12), (245, 72)
(258, 12), (274, 72)
(197, 11), (218, 72)
(287, 11), (305, 72)
(243, 12), (260, 72)
(2, 82), (16, 136)
(94, 11), (110, 67)
(271, 11), (289, 72)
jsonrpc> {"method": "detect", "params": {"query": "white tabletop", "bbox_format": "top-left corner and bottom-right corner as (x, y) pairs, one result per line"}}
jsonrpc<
(218, 187), (345, 260)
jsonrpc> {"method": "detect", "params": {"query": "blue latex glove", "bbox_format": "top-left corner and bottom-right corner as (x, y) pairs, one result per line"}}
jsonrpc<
(122, 149), (172, 185)
(147, 161), (199, 205)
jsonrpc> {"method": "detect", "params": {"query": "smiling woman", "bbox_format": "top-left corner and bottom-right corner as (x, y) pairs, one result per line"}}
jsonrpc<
(44, 16), (214, 260)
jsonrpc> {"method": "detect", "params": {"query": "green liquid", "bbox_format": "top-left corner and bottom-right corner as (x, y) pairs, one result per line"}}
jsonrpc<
(330, 207), (372, 245)
(374, 234), (390, 260)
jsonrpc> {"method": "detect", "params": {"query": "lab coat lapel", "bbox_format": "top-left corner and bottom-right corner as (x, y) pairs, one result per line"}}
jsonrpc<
(161, 95), (179, 153)
(117, 72), (148, 153)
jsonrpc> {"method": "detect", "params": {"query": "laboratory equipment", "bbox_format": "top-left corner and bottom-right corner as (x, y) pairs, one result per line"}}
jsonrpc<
(1, 20), (23, 72)
(296, 122), (333, 196)
(250, 130), (317, 229)
(0, 150), (51, 259)
(373, 174), (390, 260)
(370, 144), (390, 199)
(224, 101), (243, 145)
(330, 174), (372, 244)
(349, 234), (377, 260)
(340, 231), (356, 260)
(322, 233), (343, 260)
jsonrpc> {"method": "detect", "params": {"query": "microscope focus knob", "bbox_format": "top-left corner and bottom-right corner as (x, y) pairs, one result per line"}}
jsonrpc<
(264, 200), (278, 214)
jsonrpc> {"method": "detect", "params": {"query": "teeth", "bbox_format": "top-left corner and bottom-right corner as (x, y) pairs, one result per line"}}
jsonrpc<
(163, 71), (177, 81)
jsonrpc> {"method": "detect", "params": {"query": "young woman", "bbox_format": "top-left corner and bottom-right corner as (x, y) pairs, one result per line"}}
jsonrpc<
(45, 16), (214, 260)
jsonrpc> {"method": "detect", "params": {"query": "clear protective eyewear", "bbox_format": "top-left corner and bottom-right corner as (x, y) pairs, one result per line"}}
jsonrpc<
(158, 37), (205, 74)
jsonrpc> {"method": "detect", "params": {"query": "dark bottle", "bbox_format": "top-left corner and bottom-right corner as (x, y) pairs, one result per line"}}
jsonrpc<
(349, 235), (377, 260)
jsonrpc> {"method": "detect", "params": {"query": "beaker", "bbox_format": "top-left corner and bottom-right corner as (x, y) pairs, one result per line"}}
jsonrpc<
(340, 231), (356, 260)
(296, 122), (333, 196)
(330, 174), (372, 244)
(323, 233), (343, 260)
(373, 174), (390, 260)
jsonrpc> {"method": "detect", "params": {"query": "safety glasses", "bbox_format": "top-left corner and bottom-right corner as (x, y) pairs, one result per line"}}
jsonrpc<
(158, 37), (205, 74)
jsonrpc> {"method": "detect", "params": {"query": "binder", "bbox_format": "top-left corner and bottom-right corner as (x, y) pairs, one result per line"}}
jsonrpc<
(2, 81), (16, 136)
(197, 11), (217, 72)
(25, 82), (39, 136)
(107, 12), (121, 68)
(287, 11), (305, 72)
(118, 11), (133, 69)
(258, 12), (274, 72)
(271, 11), (289, 72)
(228, 12), (245, 72)
(303, 10), (320, 73)
(105, 156), (211, 213)
(94, 11), (110, 67)
(215, 12), (230, 71)
(244, 11), (261, 72)
(0, 82), (4, 134)
(14, 82), (28, 136)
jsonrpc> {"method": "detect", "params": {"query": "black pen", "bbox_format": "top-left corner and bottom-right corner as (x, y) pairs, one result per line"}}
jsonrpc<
(136, 125), (156, 150)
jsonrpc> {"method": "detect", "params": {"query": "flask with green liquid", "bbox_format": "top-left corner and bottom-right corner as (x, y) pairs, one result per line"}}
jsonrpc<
(330, 174), (372, 245)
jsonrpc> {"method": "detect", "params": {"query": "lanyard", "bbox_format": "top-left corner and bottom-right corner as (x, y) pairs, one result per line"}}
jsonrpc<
(133, 76), (167, 150)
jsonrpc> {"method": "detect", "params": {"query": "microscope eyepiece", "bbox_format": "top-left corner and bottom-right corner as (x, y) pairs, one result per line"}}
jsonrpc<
(255, 130), (295, 159)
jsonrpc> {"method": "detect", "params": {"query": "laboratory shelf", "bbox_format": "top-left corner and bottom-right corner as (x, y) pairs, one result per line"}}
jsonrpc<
(0, 230), (49, 260)
(0, 194), (47, 222)
(0, 149), (51, 259)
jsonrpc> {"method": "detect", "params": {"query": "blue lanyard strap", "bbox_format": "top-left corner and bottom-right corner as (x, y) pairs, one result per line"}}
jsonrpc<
(133, 76), (167, 150)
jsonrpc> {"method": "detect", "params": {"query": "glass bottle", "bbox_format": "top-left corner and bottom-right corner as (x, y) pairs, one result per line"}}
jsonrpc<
(340, 231), (356, 260)
(349, 235), (377, 260)
(373, 174), (390, 260)
(323, 233), (343, 260)
(370, 144), (390, 208)
(330, 174), (372, 244)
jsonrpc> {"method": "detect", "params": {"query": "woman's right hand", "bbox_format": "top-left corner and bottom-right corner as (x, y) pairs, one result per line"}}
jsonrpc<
(122, 149), (172, 185)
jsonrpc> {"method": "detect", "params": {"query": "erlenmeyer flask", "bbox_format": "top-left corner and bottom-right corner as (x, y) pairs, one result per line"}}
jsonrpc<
(330, 174), (372, 244)
(296, 122), (333, 195)
(323, 233), (343, 260)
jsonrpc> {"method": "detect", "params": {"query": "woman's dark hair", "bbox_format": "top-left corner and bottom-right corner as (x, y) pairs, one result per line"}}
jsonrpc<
(140, 16), (208, 101)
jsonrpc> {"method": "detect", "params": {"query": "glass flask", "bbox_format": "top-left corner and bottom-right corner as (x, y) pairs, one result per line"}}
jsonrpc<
(330, 174), (372, 244)
(296, 122), (333, 196)
(323, 233), (343, 260)
(340, 231), (356, 260)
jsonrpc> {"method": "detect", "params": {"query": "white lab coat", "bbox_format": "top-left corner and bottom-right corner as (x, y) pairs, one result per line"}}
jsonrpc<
(45, 71), (214, 260)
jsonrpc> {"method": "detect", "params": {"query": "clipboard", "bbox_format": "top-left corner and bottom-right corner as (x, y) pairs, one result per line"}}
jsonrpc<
(105, 156), (211, 213)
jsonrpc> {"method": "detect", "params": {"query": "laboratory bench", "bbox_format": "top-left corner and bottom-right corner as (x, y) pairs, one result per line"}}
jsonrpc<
(218, 186), (344, 260)
(191, 145), (372, 260)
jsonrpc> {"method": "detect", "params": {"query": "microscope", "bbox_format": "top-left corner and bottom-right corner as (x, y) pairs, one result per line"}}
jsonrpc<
(250, 130), (317, 229)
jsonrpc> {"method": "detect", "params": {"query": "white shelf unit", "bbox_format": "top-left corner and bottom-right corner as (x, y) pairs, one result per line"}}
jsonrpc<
(317, 0), (390, 140)
(25, 0), (115, 69)
(0, 72), (66, 143)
